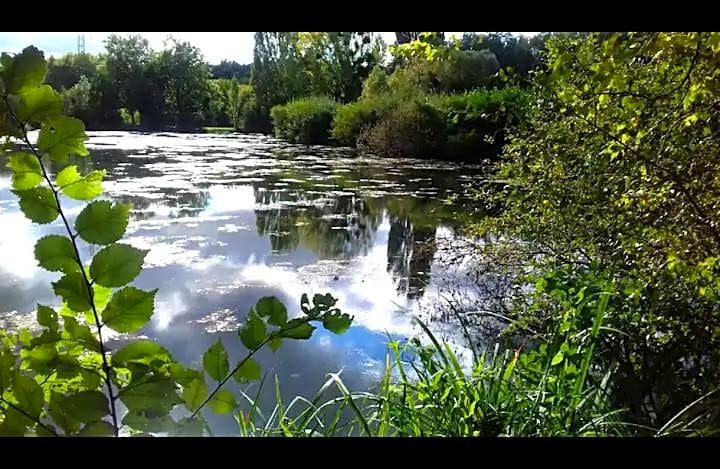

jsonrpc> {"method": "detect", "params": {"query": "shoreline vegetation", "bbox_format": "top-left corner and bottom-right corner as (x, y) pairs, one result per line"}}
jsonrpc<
(1, 32), (719, 437)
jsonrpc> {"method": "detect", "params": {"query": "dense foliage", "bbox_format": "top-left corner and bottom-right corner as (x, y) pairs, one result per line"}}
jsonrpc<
(479, 32), (720, 429)
(3, 32), (720, 437)
(270, 96), (338, 144)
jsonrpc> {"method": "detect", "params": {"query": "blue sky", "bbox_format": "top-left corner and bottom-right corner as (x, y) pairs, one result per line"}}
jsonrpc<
(0, 32), (540, 64)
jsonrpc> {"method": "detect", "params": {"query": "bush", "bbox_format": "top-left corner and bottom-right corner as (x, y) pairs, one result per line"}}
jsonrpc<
(358, 99), (444, 158)
(344, 88), (530, 161)
(270, 96), (338, 144)
(430, 87), (531, 160)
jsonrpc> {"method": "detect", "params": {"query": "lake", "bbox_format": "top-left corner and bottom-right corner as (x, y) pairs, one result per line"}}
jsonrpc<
(0, 131), (488, 434)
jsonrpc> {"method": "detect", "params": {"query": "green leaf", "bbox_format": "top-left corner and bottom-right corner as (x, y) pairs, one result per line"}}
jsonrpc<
(0, 352), (15, 393)
(6, 152), (42, 190)
(256, 296), (288, 326)
(112, 340), (172, 369)
(233, 358), (261, 383)
(173, 417), (206, 436)
(209, 390), (237, 415)
(78, 421), (114, 436)
(269, 336), (282, 352)
(53, 273), (91, 312)
(18, 84), (62, 123)
(279, 318), (315, 340)
(551, 350), (565, 366)
(183, 378), (208, 413)
(169, 363), (203, 387)
(203, 339), (229, 381)
(37, 116), (89, 161)
(1, 46), (46, 93)
(49, 392), (80, 434)
(13, 373), (44, 418)
(322, 309), (353, 335)
(36, 304), (59, 332)
(120, 378), (182, 413)
(55, 166), (105, 200)
(34, 235), (78, 274)
(122, 412), (174, 433)
(89, 243), (148, 288)
(63, 391), (109, 423)
(24, 343), (58, 370)
(74, 200), (131, 245)
(239, 311), (267, 350)
(101, 287), (157, 333)
(62, 316), (101, 352)
(13, 187), (57, 224)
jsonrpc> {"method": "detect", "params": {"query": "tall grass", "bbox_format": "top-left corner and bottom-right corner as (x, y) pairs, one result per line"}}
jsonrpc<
(229, 289), (718, 437)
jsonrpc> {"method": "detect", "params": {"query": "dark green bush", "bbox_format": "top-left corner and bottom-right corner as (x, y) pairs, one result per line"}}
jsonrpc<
(341, 87), (530, 160)
(270, 96), (338, 144)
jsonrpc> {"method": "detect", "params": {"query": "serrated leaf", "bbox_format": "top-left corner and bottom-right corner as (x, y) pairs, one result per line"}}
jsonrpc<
(34, 235), (78, 274)
(120, 378), (182, 413)
(13, 373), (44, 418)
(6, 152), (42, 190)
(13, 187), (58, 224)
(279, 318), (315, 340)
(173, 417), (206, 436)
(89, 243), (147, 288)
(74, 200), (131, 245)
(53, 273), (91, 312)
(24, 343), (58, 369)
(269, 336), (282, 352)
(112, 340), (172, 369)
(233, 358), (261, 383)
(49, 392), (80, 434)
(209, 390), (237, 415)
(2, 46), (46, 93)
(256, 296), (288, 326)
(62, 316), (101, 352)
(203, 339), (229, 381)
(63, 391), (109, 423)
(37, 116), (89, 161)
(101, 287), (156, 333)
(322, 309), (353, 335)
(78, 420), (114, 436)
(36, 304), (58, 332)
(122, 412), (174, 433)
(0, 352), (15, 393)
(18, 84), (62, 123)
(183, 378), (208, 413)
(239, 311), (267, 350)
(55, 165), (105, 200)
(169, 363), (203, 386)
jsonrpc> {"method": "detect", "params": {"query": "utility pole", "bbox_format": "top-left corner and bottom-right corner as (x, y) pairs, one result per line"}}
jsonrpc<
(77, 34), (85, 54)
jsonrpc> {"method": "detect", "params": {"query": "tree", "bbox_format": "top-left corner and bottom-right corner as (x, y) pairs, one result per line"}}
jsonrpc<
(210, 60), (251, 82)
(105, 35), (151, 126)
(489, 32), (720, 425)
(155, 38), (211, 130)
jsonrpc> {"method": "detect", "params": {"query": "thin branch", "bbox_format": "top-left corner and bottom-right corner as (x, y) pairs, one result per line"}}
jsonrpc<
(190, 318), (314, 419)
(0, 397), (59, 436)
(2, 98), (120, 436)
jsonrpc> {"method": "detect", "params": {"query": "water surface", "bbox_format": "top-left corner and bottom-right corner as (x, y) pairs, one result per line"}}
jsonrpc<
(0, 131), (486, 433)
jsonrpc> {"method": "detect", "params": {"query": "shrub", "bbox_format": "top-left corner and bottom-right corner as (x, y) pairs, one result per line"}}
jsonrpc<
(358, 99), (444, 158)
(270, 96), (338, 144)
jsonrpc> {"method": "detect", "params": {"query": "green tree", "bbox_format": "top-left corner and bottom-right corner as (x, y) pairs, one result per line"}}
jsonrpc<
(155, 38), (211, 130)
(104, 35), (151, 126)
(487, 32), (720, 425)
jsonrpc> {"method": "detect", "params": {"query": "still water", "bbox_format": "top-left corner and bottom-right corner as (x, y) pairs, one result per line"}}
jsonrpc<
(0, 131), (486, 433)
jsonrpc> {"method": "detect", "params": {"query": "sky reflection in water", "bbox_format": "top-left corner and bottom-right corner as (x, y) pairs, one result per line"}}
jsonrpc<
(0, 131), (486, 433)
